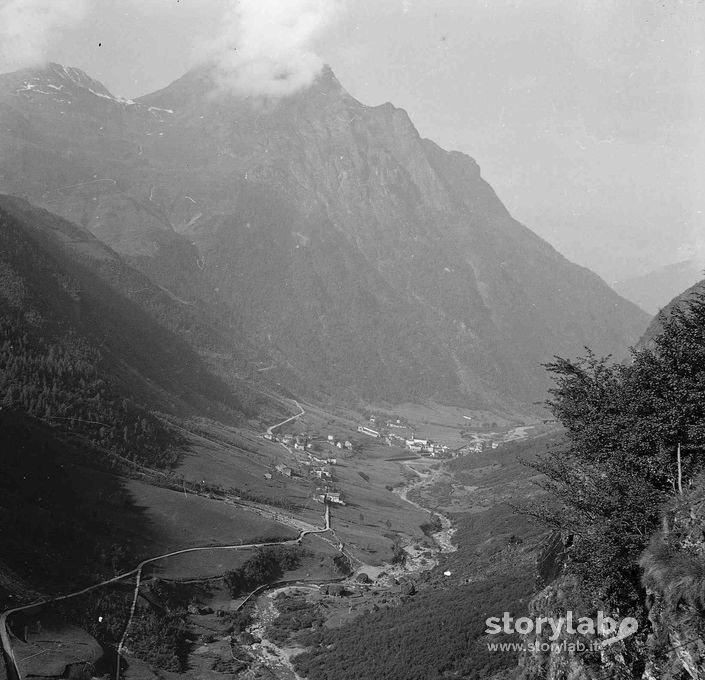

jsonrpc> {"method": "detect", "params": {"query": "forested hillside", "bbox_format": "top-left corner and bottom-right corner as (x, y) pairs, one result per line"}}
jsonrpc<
(0, 197), (275, 468)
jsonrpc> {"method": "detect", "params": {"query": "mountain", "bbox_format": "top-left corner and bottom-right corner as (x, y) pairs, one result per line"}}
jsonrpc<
(639, 276), (705, 347)
(0, 193), (276, 460)
(612, 258), (705, 315)
(0, 63), (650, 406)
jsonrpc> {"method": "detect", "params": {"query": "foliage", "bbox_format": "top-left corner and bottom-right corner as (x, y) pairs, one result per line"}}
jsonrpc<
(0, 316), (179, 467)
(43, 587), (133, 648)
(640, 475), (705, 609)
(293, 570), (531, 680)
(267, 592), (325, 645)
(229, 609), (253, 633)
(528, 294), (705, 607)
(224, 547), (304, 596)
(125, 607), (190, 671)
(420, 515), (443, 537)
(42, 586), (189, 672)
(332, 553), (353, 576)
(148, 579), (206, 611)
(391, 541), (407, 566)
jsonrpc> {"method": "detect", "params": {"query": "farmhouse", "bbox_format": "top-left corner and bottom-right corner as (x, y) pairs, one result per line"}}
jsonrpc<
(314, 488), (346, 505)
(275, 464), (292, 477)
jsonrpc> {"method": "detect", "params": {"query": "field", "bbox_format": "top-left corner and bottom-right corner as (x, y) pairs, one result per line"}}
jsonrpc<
(125, 480), (298, 578)
(172, 408), (432, 565)
(375, 401), (536, 444)
(408, 431), (557, 515)
(277, 405), (434, 564)
(321, 443), (431, 564)
(3, 401), (556, 680)
(175, 420), (326, 526)
(168, 400), (548, 567)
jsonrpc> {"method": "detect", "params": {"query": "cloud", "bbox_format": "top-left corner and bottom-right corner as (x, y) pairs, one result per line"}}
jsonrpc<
(198, 0), (345, 97)
(0, 0), (88, 69)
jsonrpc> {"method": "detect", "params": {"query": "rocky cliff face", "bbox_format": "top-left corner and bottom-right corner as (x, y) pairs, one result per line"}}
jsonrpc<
(0, 63), (649, 405)
(639, 483), (705, 679)
(518, 574), (648, 680)
(519, 485), (705, 680)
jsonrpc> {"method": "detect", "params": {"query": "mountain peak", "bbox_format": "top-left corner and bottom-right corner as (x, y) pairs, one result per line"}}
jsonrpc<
(311, 64), (344, 93)
(0, 61), (130, 105)
(137, 62), (347, 112)
(136, 63), (216, 110)
(0, 57), (651, 406)
(45, 63), (115, 97)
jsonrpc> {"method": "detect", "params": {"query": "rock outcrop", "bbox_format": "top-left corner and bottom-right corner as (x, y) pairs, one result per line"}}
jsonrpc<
(640, 482), (705, 679)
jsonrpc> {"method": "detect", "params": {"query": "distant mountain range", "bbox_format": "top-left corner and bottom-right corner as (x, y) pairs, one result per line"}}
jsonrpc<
(613, 258), (705, 315)
(0, 62), (649, 407)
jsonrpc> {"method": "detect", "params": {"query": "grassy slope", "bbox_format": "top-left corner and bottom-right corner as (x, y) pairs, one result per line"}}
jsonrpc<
(290, 433), (561, 680)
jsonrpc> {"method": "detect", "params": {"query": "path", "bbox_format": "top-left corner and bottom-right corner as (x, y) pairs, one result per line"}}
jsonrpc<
(266, 401), (305, 437)
(0, 499), (330, 680)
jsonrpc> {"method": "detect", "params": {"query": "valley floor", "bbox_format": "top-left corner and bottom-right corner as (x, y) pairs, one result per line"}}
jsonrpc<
(1, 403), (547, 680)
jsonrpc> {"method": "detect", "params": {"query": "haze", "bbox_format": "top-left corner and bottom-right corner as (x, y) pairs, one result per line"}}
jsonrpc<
(1, 0), (703, 281)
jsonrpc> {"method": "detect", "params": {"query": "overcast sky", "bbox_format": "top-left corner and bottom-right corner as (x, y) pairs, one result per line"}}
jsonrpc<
(1, 0), (703, 281)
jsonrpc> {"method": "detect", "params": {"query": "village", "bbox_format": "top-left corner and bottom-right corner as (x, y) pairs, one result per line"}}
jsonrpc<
(262, 411), (508, 507)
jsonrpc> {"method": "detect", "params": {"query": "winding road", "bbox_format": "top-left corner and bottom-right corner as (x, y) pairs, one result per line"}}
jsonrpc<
(0, 415), (327, 680)
(0, 399), (435, 680)
(266, 400), (305, 437)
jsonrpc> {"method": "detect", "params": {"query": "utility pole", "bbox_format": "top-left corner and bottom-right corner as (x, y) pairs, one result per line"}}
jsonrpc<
(677, 442), (683, 495)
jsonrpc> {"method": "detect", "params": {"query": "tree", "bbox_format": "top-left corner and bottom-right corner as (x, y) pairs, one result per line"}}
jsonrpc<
(528, 294), (705, 607)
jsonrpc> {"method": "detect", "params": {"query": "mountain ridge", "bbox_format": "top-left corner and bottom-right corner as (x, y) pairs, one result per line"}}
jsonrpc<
(0, 62), (650, 406)
(0, 193), (282, 423)
(613, 257), (705, 315)
(639, 275), (705, 348)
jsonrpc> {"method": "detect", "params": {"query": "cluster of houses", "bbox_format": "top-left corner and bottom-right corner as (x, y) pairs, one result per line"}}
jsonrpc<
(465, 439), (498, 453)
(263, 431), (352, 452)
(327, 434), (354, 450)
(365, 413), (497, 458)
(380, 430), (450, 457)
(262, 412), (500, 509)
(262, 428), (347, 505)
(401, 437), (450, 457)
